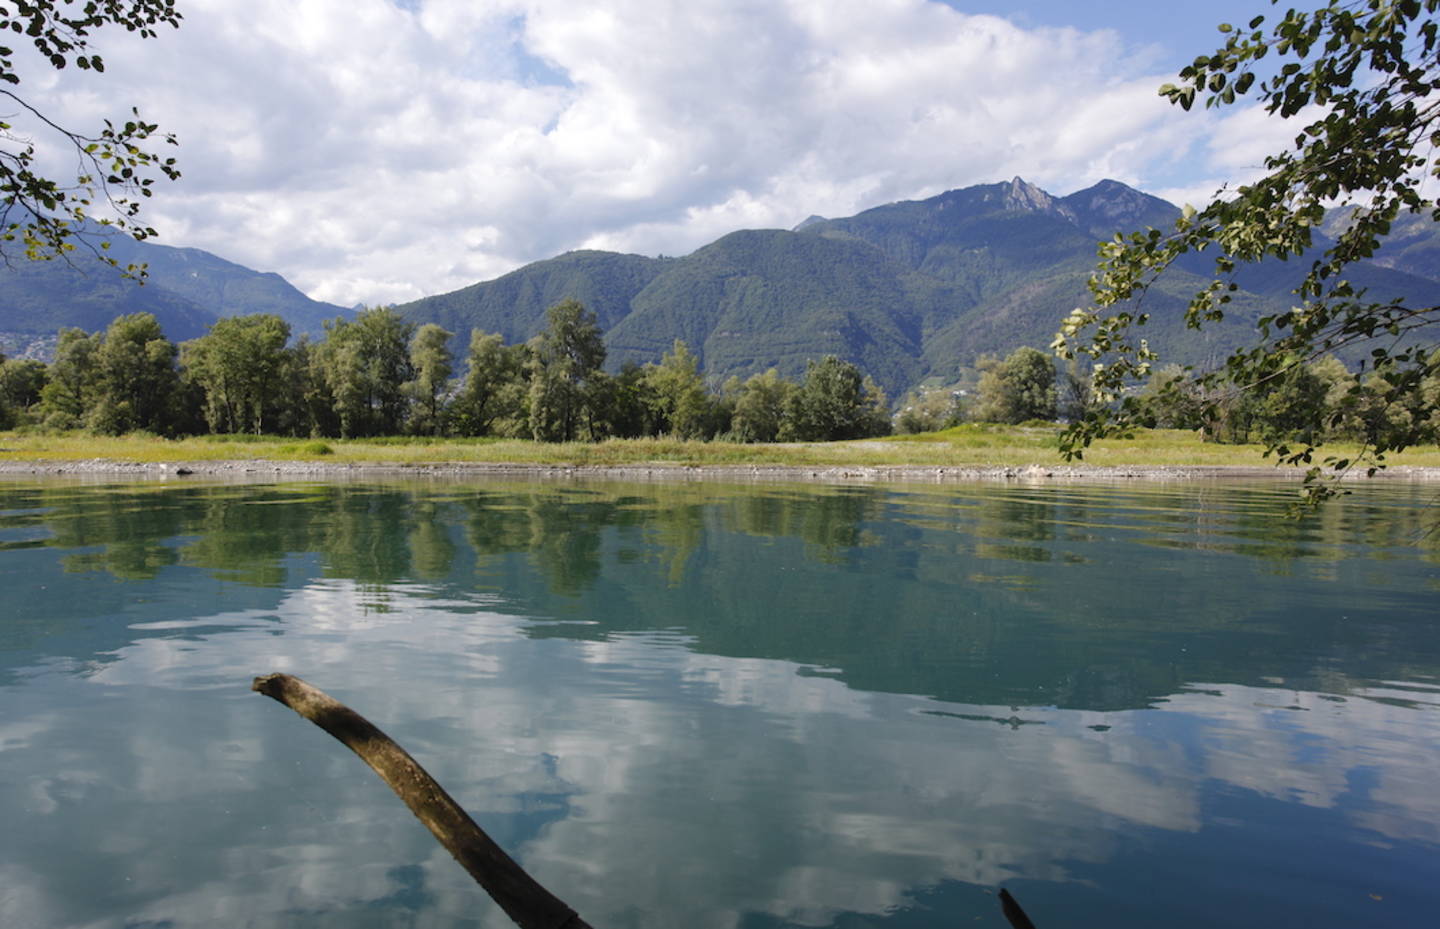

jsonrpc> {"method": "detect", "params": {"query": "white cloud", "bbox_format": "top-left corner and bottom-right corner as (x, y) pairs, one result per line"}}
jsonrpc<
(18, 0), (1264, 306)
(1149, 101), (1336, 209)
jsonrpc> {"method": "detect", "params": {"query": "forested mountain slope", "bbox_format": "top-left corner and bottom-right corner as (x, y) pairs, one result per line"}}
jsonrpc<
(399, 249), (668, 347)
(396, 177), (1440, 396)
(0, 232), (350, 355)
(5, 178), (1435, 395)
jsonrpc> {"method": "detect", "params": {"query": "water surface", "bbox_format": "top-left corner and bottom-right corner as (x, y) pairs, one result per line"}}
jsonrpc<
(1, 476), (1437, 928)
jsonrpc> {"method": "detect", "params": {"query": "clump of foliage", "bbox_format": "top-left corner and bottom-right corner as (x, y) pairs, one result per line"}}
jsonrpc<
(38, 313), (181, 434)
(973, 347), (1057, 425)
(0, 352), (46, 428)
(7, 300), (898, 445)
(779, 356), (891, 442)
(1055, 0), (1440, 501)
(0, 0), (182, 271)
(895, 385), (966, 435)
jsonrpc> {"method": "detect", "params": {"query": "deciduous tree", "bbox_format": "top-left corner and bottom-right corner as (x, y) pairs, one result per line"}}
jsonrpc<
(606, 361), (661, 439)
(404, 323), (454, 436)
(0, 354), (46, 427)
(450, 330), (529, 437)
(181, 314), (292, 434)
(0, 1), (182, 271)
(87, 312), (180, 434)
(730, 368), (795, 443)
(527, 299), (606, 442)
(642, 340), (714, 439)
(317, 307), (415, 438)
(780, 355), (891, 441)
(1055, 0), (1440, 499)
(38, 326), (100, 428)
(973, 347), (1057, 424)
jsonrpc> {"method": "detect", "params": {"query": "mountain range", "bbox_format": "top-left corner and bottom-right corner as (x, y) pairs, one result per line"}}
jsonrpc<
(394, 177), (1440, 396)
(2, 178), (1437, 397)
(0, 230), (351, 360)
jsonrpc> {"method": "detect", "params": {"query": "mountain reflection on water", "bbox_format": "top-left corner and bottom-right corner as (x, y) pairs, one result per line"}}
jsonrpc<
(0, 477), (1437, 929)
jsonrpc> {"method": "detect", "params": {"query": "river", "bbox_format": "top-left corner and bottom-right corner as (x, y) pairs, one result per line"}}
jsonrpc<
(1, 476), (1436, 928)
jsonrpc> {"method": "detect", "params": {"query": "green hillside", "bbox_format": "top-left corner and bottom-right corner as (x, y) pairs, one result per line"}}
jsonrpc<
(94, 236), (350, 335)
(0, 256), (220, 342)
(394, 176), (1440, 399)
(8, 178), (1432, 394)
(607, 229), (943, 392)
(394, 250), (667, 347)
(0, 231), (350, 348)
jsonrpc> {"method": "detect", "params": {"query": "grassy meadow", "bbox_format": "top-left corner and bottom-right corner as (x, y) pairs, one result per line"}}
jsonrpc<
(3, 425), (1438, 472)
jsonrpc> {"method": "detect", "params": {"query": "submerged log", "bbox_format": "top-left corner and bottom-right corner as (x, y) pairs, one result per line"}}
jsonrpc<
(252, 672), (593, 929)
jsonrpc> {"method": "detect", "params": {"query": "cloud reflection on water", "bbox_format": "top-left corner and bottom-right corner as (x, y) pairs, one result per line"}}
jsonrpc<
(3, 574), (1438, 928)
(3, 479), (1440, 928)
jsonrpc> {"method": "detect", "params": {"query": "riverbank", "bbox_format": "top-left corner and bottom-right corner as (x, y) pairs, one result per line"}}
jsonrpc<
(2, 427), (1438, 483)
(5, 457), (1440, 485)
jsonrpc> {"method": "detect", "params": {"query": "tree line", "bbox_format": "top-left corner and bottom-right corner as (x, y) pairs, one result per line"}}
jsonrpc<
(0, 300), (892, 443)
(3, 298), (1431, 448)
(894, 344), (1440, 450)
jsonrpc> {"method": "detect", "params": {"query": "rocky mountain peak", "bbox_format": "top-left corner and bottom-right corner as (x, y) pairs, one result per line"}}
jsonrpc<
(1003, 176), (1055, 212)
(1059, 179), (1181, 238)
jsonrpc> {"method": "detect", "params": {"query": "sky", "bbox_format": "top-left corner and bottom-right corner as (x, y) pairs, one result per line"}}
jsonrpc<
(19, 0), (1305, 307)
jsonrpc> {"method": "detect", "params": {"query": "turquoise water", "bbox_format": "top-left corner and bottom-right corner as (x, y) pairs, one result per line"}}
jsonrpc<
(0, 477), (1437, 928)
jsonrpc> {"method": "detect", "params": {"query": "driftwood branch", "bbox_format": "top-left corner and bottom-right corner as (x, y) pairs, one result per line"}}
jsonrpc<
(999, 888), (1038, 929)
(252, 672), (593, 929)
(254, 672), (1041, 929)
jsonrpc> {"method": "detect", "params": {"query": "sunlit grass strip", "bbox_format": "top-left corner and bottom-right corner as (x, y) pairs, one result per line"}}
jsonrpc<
(1, 427), (1437, 469)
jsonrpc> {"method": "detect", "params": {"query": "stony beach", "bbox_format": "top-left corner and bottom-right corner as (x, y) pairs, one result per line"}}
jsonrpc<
(3, 457), (1438, 484)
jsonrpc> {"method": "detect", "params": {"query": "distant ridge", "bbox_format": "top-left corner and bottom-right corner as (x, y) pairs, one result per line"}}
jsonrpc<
(0, 232), (352, 358)
(5, 178), (1436, 393)
(394, 177), (1440, 396)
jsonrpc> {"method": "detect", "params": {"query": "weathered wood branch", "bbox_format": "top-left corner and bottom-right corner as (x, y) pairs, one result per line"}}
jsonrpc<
(999, 888), (1038, 929)
(252, 672), (593, 929)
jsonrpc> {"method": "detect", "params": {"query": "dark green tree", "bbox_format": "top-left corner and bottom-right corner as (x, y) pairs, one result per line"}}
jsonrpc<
(1244, 357), (1333, 445)
(181, 314), (292, 434)
(0, 1), (182, 270)
(280, 335), (337, 438)
(450, 330), (529, 437)
(38, 327), (100, 429)
(1055, 0), (1440, 498)
(87, 312), (180, 434)
(1202, 355), (1332, 445)
(0, 355), (46, 427)
(730, 368), (795, 443)
(642, 340), (715, 439)
(605, 361), (662, 439)
(973, 347), (1057, 424)
(780, 355), (891, 441)
(527, 299), (606, 442)
(316, 307), (415, 437)
(404, 323), (454, 435)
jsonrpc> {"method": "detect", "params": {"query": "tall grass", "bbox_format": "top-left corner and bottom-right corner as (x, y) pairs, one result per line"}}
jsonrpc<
(1, 427), (1437, 470)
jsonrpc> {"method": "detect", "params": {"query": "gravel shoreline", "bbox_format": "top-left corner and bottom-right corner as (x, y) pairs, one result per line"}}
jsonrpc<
(3, 457), (1438, 484)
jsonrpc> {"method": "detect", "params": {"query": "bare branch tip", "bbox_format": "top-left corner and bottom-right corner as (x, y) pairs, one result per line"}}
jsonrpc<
(251, 671), (295, 698)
